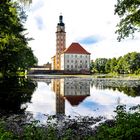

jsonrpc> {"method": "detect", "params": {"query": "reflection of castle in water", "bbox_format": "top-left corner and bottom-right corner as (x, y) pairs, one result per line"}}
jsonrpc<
(51, 78), (90, 114)
(52, 79), (65, 114)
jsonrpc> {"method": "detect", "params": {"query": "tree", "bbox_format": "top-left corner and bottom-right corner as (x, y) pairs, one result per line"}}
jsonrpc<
(0, 1), (37, 77)
(110, 57), (118, 73)
(115, 56), (124, 73)
(122, 52), (140, 73)
(90, 61), (95, 73)
(94, 58), (108, 73)
(115, 0), (140, 41)
(105, 59), (111, 73)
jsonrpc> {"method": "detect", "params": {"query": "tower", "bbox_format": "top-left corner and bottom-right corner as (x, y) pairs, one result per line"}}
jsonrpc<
(55, 14), (66, 70)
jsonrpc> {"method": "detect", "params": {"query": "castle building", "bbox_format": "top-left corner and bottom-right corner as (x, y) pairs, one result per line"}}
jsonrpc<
(61, 43), (90, 71)
(52, 15), (90, 72)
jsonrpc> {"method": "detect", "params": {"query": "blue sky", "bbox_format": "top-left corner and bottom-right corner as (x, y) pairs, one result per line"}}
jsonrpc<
(78, 35), (101, 45)
(25, 0), (140, 65)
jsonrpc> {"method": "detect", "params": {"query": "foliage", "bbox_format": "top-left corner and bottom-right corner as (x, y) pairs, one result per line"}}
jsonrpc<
(115, 0), (140, 41)
(0, 0), (37, 78)
(93, 105), (140, 140)
(0, 120), (15, 140)
(92, 58), (108, 73)
(105, 58), (111, 73)
(90, 52), (140, 74)
(110, 57), (118, 73)
(0, 105), (139, 139)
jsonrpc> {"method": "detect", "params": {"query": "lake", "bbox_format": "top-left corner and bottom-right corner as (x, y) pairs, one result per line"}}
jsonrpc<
(26, 76), (140, 122)
(0, 76), (140, 122)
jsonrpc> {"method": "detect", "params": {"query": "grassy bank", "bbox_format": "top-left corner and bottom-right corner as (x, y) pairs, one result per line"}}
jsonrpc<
(91, 73), (140, 80)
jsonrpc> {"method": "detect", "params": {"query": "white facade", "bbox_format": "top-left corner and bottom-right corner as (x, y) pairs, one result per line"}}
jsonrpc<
(61, 53), (90, 71)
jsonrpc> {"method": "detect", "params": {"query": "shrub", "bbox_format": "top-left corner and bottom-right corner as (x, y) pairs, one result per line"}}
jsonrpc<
(93, 105), (140, 140)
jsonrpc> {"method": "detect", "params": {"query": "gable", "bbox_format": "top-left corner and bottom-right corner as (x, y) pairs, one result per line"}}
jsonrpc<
(63, 43), (90, 55)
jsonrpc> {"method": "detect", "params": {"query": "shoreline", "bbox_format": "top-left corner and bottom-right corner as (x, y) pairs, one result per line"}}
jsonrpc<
(27, 74), (140, 80)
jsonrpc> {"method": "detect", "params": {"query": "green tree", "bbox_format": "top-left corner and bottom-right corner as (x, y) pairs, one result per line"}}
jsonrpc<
(110, 57), (118, 73)
(105, 58), (111, 73)
(90, 61), (95, 73)
(115, 52), (140, 74)
(115, 0), (140, 41)
(115, 56), (124, 73)
(94, 58), (108, 73)
(129, 52), (140, 73)
(124, 52), (140, 73)
(0, 1), (37, 77)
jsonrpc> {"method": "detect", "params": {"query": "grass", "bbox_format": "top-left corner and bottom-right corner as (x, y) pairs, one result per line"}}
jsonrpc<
(90, 73), (140, 80)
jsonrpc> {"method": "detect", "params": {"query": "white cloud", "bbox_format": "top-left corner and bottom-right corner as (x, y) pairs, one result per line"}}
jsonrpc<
(26, 82), (56, 115)
(25, 0), (140, 64)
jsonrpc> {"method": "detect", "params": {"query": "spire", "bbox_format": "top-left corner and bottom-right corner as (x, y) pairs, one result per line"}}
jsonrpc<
(58, 14), (64, 26)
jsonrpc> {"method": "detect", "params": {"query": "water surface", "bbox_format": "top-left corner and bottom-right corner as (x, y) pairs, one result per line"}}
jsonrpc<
(0, 76), (139, 122)
(24, 77), (140, 121)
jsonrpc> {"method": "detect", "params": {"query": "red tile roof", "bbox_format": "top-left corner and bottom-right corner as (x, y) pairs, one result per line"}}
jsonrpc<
(63, 43), (90, 54)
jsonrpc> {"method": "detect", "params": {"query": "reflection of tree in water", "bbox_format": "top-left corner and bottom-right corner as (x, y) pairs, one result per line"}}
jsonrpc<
(0, 77), (37, 116)
(115, 86), (140, 97)
(91, 79), (140, 97)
